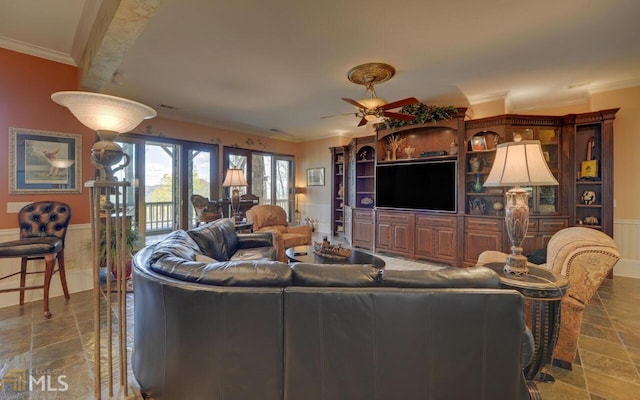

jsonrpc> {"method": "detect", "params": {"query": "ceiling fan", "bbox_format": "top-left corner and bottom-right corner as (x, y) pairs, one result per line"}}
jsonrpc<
(333, 63), (419, 127)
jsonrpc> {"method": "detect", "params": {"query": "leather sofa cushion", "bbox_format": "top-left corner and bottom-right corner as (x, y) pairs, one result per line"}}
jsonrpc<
(152, 257), (292, 286)
(148, 230), (201, 265)
(381, 267), (500, 288)
(291, 263), (383, 287)
(187, 218), (236, 260)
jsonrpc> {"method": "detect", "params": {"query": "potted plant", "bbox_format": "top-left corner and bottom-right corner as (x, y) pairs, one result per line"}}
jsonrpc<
(98, 222), (142, 279)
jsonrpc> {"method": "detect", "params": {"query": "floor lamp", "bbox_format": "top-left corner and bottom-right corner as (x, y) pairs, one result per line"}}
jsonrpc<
(52, 91), (155, 399)
(483, 137), (558, 275)
(223, 168), (248, 221)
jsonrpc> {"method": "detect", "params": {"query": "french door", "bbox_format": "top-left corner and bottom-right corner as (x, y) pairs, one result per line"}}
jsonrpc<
(224, 147), (295, 220)
(117, 136), (218, 241)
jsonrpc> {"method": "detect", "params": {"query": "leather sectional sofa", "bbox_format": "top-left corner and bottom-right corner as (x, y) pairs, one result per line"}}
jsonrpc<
(132, 218), (535, 400)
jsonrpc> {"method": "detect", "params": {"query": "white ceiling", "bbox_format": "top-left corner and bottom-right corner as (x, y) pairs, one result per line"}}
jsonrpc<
(2, 0), (640, 142)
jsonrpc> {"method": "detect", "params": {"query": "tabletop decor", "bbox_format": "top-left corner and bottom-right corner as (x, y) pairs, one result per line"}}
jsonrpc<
(313, 236), (351, 259)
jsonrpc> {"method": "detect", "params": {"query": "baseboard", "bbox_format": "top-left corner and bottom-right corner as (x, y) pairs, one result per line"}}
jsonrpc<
(613, 258), (640, 279)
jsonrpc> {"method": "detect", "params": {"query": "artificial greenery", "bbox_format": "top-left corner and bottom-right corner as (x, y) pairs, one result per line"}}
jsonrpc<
(382, 103), (459, 129)
(98, 223), (142, 268)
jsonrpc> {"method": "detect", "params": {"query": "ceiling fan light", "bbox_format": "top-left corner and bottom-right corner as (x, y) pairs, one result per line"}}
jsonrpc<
(364, 114), (377, 121)
(358, 97), (387, 110)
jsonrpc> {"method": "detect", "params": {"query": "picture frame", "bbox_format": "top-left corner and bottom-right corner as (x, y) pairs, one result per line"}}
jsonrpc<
(580, 160), (598, 179)
(470, 136), (487, 151)
(306, 167), (325, 186)
(9, 127), (82, 194)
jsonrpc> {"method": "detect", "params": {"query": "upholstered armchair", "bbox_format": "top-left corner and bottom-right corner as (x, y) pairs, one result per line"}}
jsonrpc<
(477, 226), (620, 369)
(246, 205), (312, 262)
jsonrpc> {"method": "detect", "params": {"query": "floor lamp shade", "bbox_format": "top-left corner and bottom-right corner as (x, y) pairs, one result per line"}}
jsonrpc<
(52, 91), (156, 180)
(484, 139), (558, 274)
(223, 169), (248, 219)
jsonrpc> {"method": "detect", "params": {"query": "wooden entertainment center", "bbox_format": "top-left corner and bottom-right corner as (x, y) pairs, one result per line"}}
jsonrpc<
(330, 108), (618, 267)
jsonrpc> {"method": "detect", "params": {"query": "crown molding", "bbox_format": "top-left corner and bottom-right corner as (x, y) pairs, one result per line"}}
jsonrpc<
(467, 90), (510, 105)
(588, 77), (640, 94)
(0, 36), (76, 66)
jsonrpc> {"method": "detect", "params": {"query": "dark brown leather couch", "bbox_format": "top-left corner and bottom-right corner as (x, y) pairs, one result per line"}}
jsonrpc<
(133, 229), (534, 400)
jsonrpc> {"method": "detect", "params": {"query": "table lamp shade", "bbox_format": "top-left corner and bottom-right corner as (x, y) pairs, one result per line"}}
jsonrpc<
(223, 169), (248, 187)
(484, 140), (558, 187)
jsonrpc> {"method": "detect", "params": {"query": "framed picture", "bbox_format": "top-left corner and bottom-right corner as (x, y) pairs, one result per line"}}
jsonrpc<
(9, 127), (82, 194)
(306, 167), (325, 186)
(580, 160), (598, 178)
(470, 136), (487, 151)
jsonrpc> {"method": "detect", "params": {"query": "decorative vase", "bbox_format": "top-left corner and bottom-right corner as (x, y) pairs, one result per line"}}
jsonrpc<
(385, 150), (391, 160)
(404, 146), (415, 159)
(450, 140), (459, 155)
(391, 148), (397, 160)
(471, 174), (483, 193)
(469, 157), (481, 172)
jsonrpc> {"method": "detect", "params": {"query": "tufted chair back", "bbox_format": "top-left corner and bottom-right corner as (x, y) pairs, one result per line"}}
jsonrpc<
(19, 201), (72, 242)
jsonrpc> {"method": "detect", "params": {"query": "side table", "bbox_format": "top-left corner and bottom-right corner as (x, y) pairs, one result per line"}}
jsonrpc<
(482, 262), (569, 383)
(234, 222), (253, 233)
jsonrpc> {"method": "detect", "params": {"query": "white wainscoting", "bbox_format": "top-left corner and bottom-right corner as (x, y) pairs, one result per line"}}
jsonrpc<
(0, 224), (94, 310)
(613, 219), (640, 279)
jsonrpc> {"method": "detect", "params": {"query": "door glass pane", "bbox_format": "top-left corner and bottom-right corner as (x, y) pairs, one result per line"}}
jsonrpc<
(145, 143), (175, 236)
(114, 141), (137, 227)
(252, 154), (270, 204)
(188, 149), (212, 228)
(275, 157), (293, 219)
(228, 154), (248, 197)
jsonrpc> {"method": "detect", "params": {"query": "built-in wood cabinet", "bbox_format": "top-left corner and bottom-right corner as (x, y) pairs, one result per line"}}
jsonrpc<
(330, 146), (347, 236)
(415, 214), (457, 263)
(332, 109), (617, 268)
(352, 208), (374, 249)
(375, 210), (413, 257)
(569, 109), (618, 237)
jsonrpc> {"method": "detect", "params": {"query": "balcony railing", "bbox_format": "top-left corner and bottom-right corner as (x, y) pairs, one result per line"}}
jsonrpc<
(145, 202), (174, 234)
(144, 199), (291, 236)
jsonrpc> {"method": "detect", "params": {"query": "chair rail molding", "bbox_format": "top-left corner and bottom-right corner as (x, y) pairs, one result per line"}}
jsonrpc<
(0, 223), (93, 308)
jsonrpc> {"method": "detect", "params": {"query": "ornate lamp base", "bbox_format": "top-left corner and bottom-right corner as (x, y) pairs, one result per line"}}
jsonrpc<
(504, 187), (530, 275)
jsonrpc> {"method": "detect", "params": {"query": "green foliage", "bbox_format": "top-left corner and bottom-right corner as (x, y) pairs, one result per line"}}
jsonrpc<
(98, 223), (142, 267)
(383, 103), (459, 129)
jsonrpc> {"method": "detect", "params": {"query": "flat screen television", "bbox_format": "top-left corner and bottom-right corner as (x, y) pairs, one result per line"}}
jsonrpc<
(376, 160), (457, 212)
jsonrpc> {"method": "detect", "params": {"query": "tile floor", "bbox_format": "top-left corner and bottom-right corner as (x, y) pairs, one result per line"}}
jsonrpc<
(0, 252), (638, 399)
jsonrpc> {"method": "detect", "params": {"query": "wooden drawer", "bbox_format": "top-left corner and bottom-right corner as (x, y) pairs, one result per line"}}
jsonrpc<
(353, 209), (373, 219)
(465, 217), (502, 231)
(377, 211), (411, 224)
(527, 219), (539, 231)
(415, 214), (456, 228)
(539, 218), (569, 232)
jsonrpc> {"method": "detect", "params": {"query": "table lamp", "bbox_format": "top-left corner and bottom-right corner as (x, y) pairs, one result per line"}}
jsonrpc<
(483, 136), (558, 274)
(223, 168), (248, 220)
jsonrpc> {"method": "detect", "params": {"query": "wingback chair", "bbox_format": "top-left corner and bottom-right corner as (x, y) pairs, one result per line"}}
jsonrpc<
(191, 194), (222, 226)
(477, 226), (620, 369)
(246, 205), (312, 262)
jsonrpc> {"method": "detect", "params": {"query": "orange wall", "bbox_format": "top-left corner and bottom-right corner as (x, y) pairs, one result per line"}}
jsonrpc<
(0, 49), (302, 229)
(0, 48), (95, 227)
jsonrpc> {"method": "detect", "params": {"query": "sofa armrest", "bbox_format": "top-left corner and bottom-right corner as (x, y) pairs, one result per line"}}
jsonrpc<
(237, 232), (273, 248)
(521, 327), (534, 369)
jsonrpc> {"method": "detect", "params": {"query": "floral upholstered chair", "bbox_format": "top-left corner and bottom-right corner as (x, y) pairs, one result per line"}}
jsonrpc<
(477, 226), (620, 370)
(246, 205), (312, 262)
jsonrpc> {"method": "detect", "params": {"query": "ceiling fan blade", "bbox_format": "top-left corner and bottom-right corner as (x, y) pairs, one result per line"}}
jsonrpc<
(381, 97), (420, 110)
(383, 111), (416, 122)
(357, 117), (368, 127)
(342, 97), (366, 109)
(320, 112), (358, 119)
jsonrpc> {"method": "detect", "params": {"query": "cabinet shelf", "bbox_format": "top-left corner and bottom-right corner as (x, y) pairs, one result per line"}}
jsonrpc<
(357, 175), (374, 179)
(466, 192), (504, 196)
(576, 180), (602, 185)
(576, 204), (602, 208)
